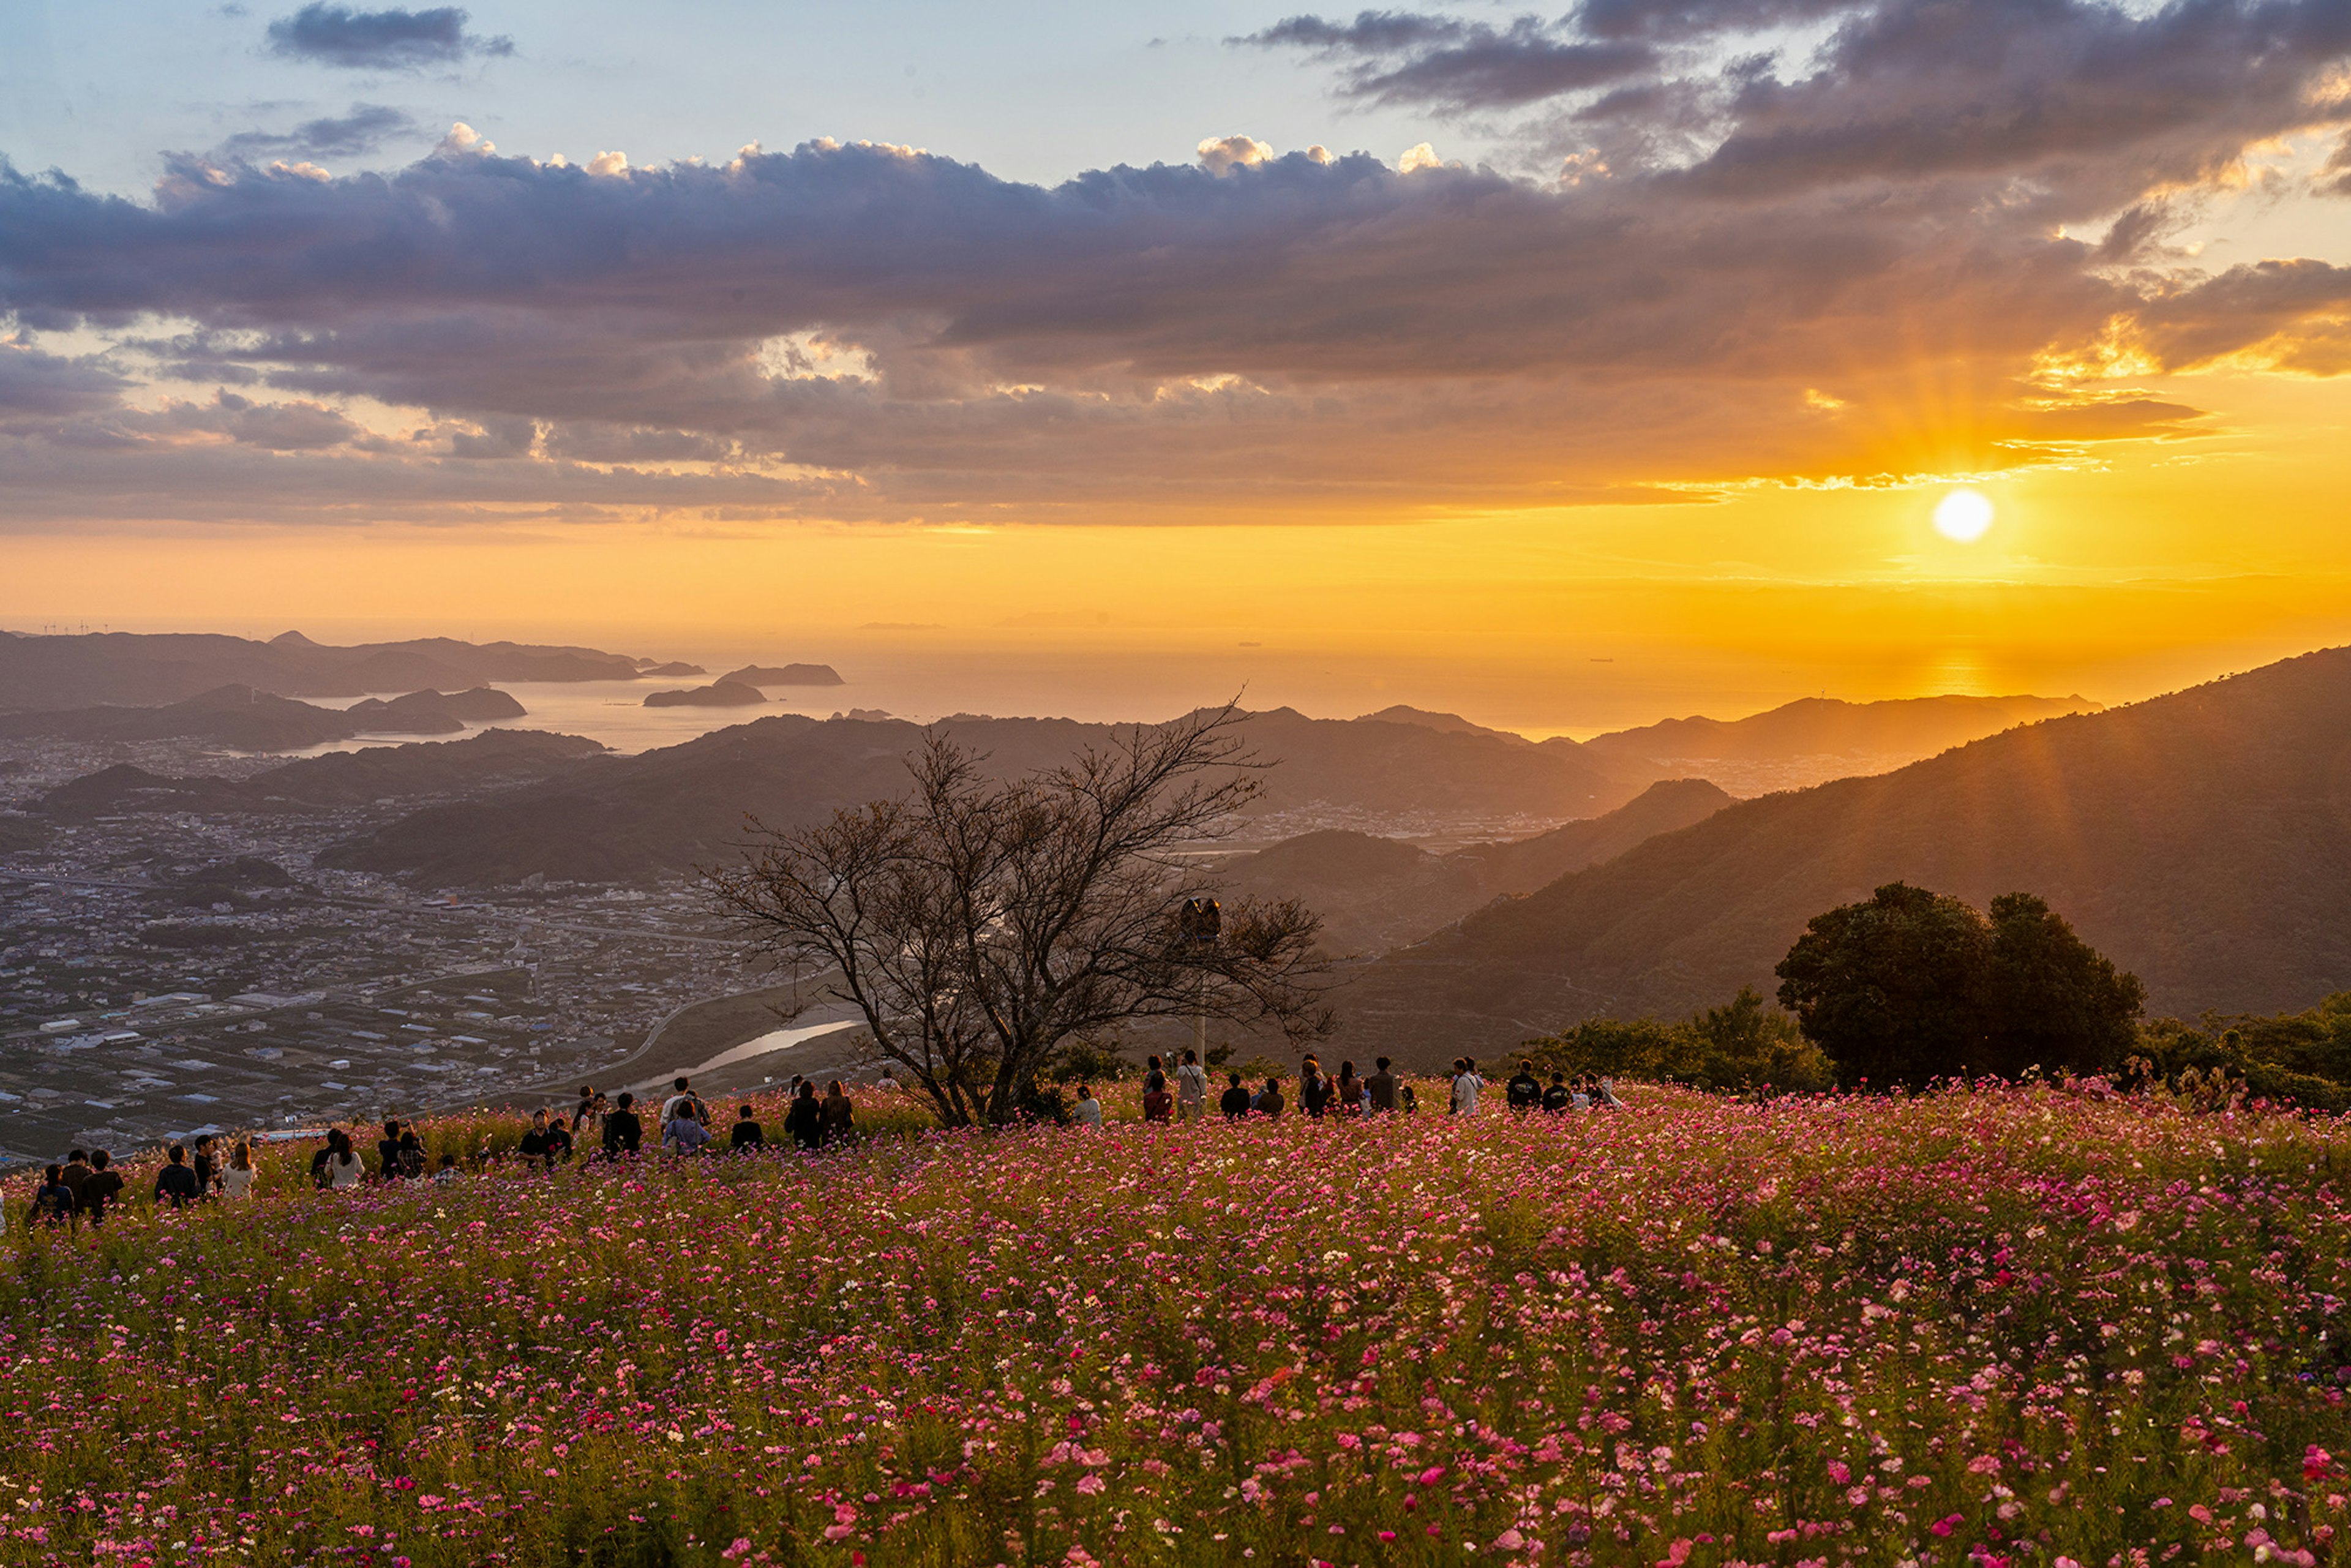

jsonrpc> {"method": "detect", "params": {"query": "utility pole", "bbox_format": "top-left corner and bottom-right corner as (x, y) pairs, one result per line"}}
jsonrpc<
(1179, 896), (1220, 1061)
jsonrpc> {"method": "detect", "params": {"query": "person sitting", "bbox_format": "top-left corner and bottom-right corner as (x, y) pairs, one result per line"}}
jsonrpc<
(1542, 1071), (1574, 1114)
(432, 1154), (460, 1184)
(820, 1081), (856, 1144)
(663, 1107), (712, 1155)
(220, 1141), (257, 1199)
(519, 1111), (553, 1167)
(1505, 1060), (1543, 1111)
(30, 1164), (77, 1227)
(323, 1131), (366, 1189)
(786, 1082), (824, 1150)
(730, 1105), (766, 1150)
(1365, 1058), (1398, 1114)
(78, 1150), (126, 1225)
(1073, 1084), (1103, 1127)
(1220, 1071), (1252, 1119)
(1251, 1077), (1286, 1118)
(154, 1144), (202, 1208)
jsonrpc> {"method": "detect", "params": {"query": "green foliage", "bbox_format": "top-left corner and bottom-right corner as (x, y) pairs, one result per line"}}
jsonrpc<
(1046, 1036), (1134, 1085)
(2129, 1002), (2351, 1112)
(1524, 986), (1835, 1094)
(1775, 882), (2143, 1089)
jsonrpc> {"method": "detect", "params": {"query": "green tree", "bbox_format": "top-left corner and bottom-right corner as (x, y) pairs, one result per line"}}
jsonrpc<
(1775, 882), (2142, 1089)
(1982, 892), (2144, 1077)
(1774, 882), (1994, 1089)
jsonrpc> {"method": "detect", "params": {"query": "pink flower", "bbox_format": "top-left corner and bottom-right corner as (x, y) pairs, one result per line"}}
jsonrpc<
(1931, 1515), (1964, 1537)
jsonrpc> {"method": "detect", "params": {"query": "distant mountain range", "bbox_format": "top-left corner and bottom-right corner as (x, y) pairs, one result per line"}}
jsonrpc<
(1335, 647), (2351, 1062)
(1213, 779), (1732, 957)
(0, 629), (648, 709)
(0, 684), (530, 750)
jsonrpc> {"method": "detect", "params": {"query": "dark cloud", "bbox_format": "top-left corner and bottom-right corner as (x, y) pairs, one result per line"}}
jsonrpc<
(264, 4), (511, 70)
(218, 103), (421, 160)
(1241, 12), (1654, 108)
(0, 0), (2345, 530)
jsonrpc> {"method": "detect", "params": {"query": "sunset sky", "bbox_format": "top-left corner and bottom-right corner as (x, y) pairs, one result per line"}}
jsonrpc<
(4, 0), (2350, 730)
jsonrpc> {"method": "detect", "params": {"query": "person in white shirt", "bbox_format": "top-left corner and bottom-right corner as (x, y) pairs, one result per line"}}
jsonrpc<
(874, 1069), (901, 1090)
(1073, 1085), (1103, 1127)
(1174, 1049), (1209, 1120)
(219, 1141), (257, 1199)
(661, 1076), (703, 1125)
(1450, 1058), (1483, 1117)
(326, 1141), (365, 1189)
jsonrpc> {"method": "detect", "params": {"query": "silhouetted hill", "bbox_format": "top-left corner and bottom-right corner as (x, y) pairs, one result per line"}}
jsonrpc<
(1577, 693), (2101, 795)
(321, 709), (1667, 887)
(645, 681), (768, 708)
(1215, 779), (1733, 956)
(34, 730), (604, 819)
(722, 664), (846, 687)
(1354, 706), (1533, 745)
(1336, 648), (2351, 1064)
(0, 685), (363, 750)
(0, 629), (650, 708)
(346, 687), (528, 730)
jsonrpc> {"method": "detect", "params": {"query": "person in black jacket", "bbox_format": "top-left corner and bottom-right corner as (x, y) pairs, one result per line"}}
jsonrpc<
(1505, 1061), (1543, 1111)
(785, 1082), (824, 1150)
(730, 1105), (765, 1150)
(379, 1120), (408, 1179)
(1541, 1071), (1574, 1113)
(80, 1150), (126, 1225)
(1220, 1071), (1252, 1119)
(191, 1134), (218, 1198)
(602, 1092), (643, 1158)
(1299, 1056), (1329, 1118)
(154, 1144), (201, 1208)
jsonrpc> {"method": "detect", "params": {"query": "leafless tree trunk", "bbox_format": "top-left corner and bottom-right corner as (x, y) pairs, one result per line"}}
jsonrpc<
(707, 702), (1333, 1126)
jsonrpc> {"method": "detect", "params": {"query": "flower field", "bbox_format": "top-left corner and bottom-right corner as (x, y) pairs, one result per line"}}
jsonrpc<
(2, 1082), (2347, 1568)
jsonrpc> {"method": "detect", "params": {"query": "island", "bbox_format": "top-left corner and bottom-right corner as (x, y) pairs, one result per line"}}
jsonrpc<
(720, 663), (845, 688)
(643, 680), (770, 708)
(637, 661), (707, 678)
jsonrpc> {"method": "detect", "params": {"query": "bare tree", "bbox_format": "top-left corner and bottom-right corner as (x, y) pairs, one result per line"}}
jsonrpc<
(706, 703), (1333, 1126)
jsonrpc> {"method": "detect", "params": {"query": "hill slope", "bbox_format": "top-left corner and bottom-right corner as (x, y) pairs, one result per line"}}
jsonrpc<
(1215, 779), (1732, 956)
(1338, 648), (2351, 1060)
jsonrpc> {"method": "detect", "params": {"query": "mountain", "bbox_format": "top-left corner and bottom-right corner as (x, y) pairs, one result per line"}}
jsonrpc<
(1213, 779), (1733, 956)
(1335, 648), (2351, 1065)
(320, 708), (1668, 887)
(0, 630), (651, 709)
(32, 730), (605, 819)
(639, 661), (707, 678)
(0, 684), (365, 750)
(1352, 705), (1533, 745)
(645, 681), (768, 708)
(722, 664), (846, 687)
(1577, 693), (2101, 795)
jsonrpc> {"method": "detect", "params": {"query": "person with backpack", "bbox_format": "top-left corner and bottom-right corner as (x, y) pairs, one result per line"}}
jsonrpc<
(1175, 1049), (1209, 1121)
(1450, 1059), (1484, 1117)
(1299, 1056), (1330, 1119)
(1505, 1060), (1543, 1112)
(154, 1144), (202, 1207)
(663, 1104), (713, 1155)
(602, 1093), (644, 1158)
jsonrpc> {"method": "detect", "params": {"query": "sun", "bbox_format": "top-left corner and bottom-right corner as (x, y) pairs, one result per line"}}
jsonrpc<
(1932, 488), (1995, 542)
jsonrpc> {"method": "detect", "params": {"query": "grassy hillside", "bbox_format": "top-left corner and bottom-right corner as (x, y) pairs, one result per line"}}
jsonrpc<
(2, 1084), (2344, 1567)
(1340, 646), (2351, 1056)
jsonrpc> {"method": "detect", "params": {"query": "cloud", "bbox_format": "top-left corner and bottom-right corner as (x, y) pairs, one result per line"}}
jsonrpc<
(218, 103), (420, 160)
(1240, 12), (1654, 109)
(263, 3), (512, 70)
(1, 0), (2347, 530)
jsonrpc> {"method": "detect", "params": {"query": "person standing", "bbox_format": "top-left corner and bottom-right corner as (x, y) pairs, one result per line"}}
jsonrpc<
(576, 1086), (600, 1140)
(1365, 1058), (1399, 1114)
(79, 1150), (126, 1226)
(1450, 1059), (1483, 1117)
(1299, 1056), (1329, 1119)
(785, 1082), (823, 1150)
(602, 1092), (644, 1158)
(1505, 1060), (1543, 1112)
(1073, 1084), (1103, 1127)
(379, 1120), (409, 1179)
(191, 1135), (219, 1197)
(154, 1144), (201, 1207)
(730, 1105), (766, 1150)
(1175, 1049), (1208, 1121)
(1219, 1071), (1251, 1119)
(220, 1141), (257, 1199)
(661, 1077), (699, 1126)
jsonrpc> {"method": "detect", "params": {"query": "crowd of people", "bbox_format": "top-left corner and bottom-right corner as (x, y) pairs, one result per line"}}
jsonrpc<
(13, 1070), (872, 1228)
(1068, 1051), (1624, 1126)
(17, 1052), (1619, 1228)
